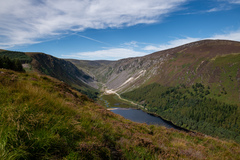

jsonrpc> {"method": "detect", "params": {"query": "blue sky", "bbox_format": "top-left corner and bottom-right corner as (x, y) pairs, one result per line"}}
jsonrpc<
(0, 0), (240, 60)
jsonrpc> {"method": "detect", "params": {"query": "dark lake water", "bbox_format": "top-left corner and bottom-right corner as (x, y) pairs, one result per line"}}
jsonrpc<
(110, 108), (178, 129)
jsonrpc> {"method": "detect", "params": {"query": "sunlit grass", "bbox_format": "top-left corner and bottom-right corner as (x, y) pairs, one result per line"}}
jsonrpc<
(0, 69), (239, 159)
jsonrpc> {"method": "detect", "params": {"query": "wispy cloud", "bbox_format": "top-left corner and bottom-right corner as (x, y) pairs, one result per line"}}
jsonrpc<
(143, 37), (201, 51)
(210, 29), (240, 41)
(76, 34), (112, 46)
(143, 29), (240, 52)
(62, 48), (147, 60)
(206, 5), (231, 12)
(123, 41), (139, 48)
(206, 0), (240, 12)
(0, 0), (187, 48)
(61, 28), (240, 60)
(227, 0), (240, 4)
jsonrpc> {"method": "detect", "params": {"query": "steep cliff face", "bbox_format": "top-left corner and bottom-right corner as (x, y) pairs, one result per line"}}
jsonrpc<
(25, 52), (99, 98)
(67, 59), (115, 83)
(70, 40), (240, 103)
(70, 54), (171, 92)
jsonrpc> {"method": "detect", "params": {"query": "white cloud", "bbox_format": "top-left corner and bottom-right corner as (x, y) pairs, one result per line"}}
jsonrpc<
(205, 0), (240, 13)
(123, 41), (139, 48)
(62, 29), (240, 60)
(207, 8), (221, 12)
(0, 0), (187, 48)
(228, 0), (240, 4)
(143, 29), (240, 52)
(61, 48), (147, 60)
(143, 37), (201, 51)
(206, 5), (231, 12)
(210, 29), (240, 41)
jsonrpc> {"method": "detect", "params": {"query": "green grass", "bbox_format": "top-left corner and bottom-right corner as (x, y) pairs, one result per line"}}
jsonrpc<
(208, 53), (240, 104)
(211, 53), (240, 63)
(122, 83), (240, 143)
(182, 63), (191, 69)
(0, 69), (240, 159)
(99, 94), (136, 108)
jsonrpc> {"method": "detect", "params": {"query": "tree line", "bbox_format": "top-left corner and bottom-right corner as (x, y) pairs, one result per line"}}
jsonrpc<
(0, 56), (24, 72)
(122, 83), (240, 143)
(0, 51), (32, 63)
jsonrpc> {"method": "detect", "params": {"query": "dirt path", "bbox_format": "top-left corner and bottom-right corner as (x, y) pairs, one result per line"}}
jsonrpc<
(103, 89), (146, 110)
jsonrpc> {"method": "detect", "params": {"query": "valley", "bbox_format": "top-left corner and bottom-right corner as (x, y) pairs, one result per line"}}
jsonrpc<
(103, 89), (145, 109)
(2, 0), (240, 158)
(1, 39), (240, 159)
(98, 94), (188, 132)
(110, 108), (178, 129)
(70, 39), (240, 143)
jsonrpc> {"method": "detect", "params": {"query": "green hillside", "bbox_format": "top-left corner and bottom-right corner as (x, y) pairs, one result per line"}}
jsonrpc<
(26, 52), (99, 100)
(122, 83), (240, 143)
(151, 52), (240, 105)
(0, 69), (239, 159)
(70, 40), (240, 104)
(0, 50), (98, 99)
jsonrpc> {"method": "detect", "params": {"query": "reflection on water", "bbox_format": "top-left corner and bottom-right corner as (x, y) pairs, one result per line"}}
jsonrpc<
(110, 108), (177, 129)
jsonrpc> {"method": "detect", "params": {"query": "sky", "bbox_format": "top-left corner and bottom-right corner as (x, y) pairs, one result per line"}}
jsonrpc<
(0, 0), (240, 60)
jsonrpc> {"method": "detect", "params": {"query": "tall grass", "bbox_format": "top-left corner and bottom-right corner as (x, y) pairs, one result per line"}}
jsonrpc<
(0, 69), (239, 159)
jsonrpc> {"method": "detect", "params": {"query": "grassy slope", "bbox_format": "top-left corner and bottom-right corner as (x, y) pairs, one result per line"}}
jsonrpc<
(70, 40), (240, 105)
(121, 83), (240, 143)
(150, 52), (240, 105)
(208, 53), (240, 104)
(118, 42), (240, 143)
(98, 94), (136, 109)
(0, 50), (98, 99)
(96, 40), (240, 104)
(26, 52), (99, 100)
(0, 69), (240, 159)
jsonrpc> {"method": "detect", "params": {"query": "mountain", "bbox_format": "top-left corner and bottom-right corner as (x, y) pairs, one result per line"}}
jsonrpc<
(71, 40), (240, 104)
(27, 52), (100, 99)
(0, 50), (99, 99)
(1, 39), (240, 144)
(70, 39), (240, 143)
(26, 52), (96, 87)
(67, 59), (114, 87)
(0, 69), (239, 159)
(2, 40), (240, 99)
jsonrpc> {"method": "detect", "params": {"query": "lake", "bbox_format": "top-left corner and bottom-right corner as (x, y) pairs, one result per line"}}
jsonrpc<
(109, 108), (179, 129)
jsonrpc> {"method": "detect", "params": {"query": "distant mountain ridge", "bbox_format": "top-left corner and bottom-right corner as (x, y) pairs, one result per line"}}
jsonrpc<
(70, 39), (240, 104)
(1, 39), (240, 103)
(1, 39), (240, 143)
(26, 52), (100, 99)
(0, 50), (99, 99)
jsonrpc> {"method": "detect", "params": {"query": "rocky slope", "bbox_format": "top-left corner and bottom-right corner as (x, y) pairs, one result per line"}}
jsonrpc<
(26, 52), (100, 99)
(0, 50), (100, 99)
(70, 39), (240, 143)
(70, 40), (240, 104)
(67, 59), (114, 86)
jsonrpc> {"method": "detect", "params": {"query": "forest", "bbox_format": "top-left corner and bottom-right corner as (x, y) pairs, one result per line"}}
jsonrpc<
(0, 51), (32, 63)
(0, 56), (24, 72)
(122, 83), (240, 143)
